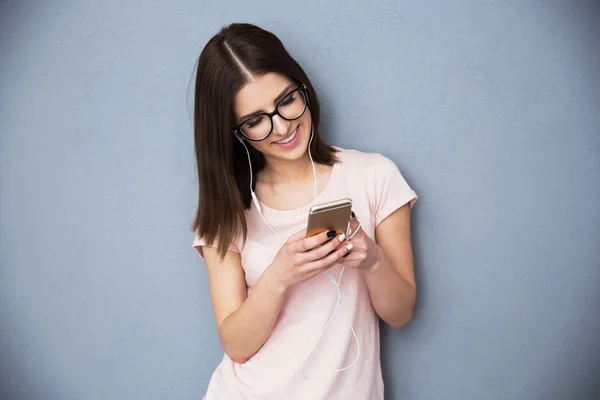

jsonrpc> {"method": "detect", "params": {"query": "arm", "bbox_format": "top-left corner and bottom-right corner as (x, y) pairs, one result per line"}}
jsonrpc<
(363, 204), (416, 329)
(200, 228), (352, 363)
(203, 247), (286, 364)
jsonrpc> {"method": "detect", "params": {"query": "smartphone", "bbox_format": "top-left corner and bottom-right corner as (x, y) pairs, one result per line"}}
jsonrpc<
(306, 198), (353, 237)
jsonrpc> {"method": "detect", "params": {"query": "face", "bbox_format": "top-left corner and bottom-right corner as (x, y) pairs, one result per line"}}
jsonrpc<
(233, 72), (312, 162)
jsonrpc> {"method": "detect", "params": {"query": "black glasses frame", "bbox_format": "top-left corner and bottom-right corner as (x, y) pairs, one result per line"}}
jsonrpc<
(233, 84), (309, 142)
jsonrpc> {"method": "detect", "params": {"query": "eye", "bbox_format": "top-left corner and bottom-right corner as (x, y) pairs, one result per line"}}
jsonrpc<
(280, 93), (295, 106)
(245, 115), (263, 128)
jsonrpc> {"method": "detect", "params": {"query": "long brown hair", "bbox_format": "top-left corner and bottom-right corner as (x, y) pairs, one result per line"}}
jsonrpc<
(192, 23), (338, 260)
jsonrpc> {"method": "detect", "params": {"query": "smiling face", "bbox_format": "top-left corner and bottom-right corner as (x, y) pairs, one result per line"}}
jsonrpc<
(233, 72), (312, 163)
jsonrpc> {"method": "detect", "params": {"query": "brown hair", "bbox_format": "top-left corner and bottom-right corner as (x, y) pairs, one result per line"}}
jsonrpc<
(191, 23), (338, 260)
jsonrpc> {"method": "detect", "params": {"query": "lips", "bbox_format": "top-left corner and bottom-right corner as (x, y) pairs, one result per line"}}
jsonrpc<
(273, 126), (298, 145)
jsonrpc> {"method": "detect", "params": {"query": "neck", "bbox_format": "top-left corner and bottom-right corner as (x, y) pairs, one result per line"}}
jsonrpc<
(261, 153), (315, 184)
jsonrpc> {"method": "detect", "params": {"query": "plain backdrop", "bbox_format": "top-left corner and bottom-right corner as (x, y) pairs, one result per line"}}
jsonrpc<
(1, 1), (599, 399)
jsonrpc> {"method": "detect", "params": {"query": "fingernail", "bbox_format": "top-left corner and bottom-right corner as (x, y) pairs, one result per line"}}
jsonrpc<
(351, 211), (356, 218)
(338, 233), (346, 242)
(327, 229), (336, 238)
(345, 244), (354, 252)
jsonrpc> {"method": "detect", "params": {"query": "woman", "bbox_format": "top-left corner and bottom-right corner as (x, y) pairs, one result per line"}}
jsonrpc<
(191, 22), (418, 400)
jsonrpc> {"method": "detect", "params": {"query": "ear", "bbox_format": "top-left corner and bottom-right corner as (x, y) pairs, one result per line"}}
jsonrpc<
(234, 133), (244, 144)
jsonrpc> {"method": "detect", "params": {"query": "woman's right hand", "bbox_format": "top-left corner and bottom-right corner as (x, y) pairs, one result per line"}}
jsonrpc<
(266, 228), (354, 291)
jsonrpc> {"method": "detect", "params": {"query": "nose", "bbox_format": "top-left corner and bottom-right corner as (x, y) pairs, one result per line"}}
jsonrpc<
(271, 114), (290, 137)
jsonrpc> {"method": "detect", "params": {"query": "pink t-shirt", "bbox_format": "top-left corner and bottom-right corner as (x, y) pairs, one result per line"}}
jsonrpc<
(193, 147), (417, 400)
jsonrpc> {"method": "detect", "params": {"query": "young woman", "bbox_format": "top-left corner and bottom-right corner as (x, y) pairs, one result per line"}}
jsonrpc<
(191, 23), (418, 400)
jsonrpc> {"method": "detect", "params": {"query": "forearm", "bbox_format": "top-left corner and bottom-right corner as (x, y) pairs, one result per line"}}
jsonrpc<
(218, 269), (286, 363)
(363, 246), (416, 329)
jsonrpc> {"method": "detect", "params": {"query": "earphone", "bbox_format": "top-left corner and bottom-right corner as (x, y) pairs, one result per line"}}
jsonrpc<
(237, 123), (362, 380)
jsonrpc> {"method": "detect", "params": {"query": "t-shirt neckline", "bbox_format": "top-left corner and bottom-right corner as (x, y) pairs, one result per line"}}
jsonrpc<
(256, 150), (342, 217)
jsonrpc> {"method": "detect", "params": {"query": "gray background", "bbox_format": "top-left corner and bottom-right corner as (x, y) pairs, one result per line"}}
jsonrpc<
(1, 1), (599, 399)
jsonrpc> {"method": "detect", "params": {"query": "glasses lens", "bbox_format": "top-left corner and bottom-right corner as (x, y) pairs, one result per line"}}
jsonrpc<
(241, 115), (272, 140)
(278, 89), (306, 120)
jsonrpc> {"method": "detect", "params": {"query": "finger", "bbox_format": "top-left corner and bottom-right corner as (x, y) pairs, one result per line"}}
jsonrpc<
(296, 229), (340, 252)
(303, 262), (336, 281)
(287, 228), (307, 243)
(298, 233), (347, 264)
(341, 251), (360, 262)
(306, 242), (352, 271)
(304, 241), (354, 271)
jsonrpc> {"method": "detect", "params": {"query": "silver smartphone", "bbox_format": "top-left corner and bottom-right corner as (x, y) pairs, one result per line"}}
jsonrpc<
(306, 198), (353, 237)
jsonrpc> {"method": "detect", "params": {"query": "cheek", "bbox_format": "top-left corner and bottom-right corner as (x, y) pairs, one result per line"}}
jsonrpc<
(303, 108), (312, 125)
(247, 141), (269, 154)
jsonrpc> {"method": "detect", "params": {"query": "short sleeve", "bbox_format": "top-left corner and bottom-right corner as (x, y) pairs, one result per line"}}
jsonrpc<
(370, 153), (418, 227)
(192, 232), (241, 260)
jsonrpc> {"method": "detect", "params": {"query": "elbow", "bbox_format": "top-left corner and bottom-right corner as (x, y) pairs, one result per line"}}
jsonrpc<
(219, 320), (252, 364)
(387, 311), (413, 330)
(220, 341), (251, 365)
(386, 292), (416, 330)
(222, 340), (256, 364)
(223, 345), (252, 364)
(222, 344), (254, 364)
(229, 354), (250, 364)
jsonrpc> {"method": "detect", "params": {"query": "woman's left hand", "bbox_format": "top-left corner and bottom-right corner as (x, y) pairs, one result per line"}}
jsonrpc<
(342, 213), (381, 272)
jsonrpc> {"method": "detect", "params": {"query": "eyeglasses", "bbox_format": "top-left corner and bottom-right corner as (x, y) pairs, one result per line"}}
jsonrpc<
(233, 84), (309, 142)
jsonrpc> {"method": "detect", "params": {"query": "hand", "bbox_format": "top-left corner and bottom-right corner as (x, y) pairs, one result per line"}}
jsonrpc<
(343, 213), (381, 272)
(266, 228), (354, 291)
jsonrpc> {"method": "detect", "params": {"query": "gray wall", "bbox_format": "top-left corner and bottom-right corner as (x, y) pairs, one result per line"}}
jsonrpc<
(1, 1), (599, 399)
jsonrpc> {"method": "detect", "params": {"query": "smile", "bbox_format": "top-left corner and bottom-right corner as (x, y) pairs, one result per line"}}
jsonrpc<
(274, 126), (298, 145)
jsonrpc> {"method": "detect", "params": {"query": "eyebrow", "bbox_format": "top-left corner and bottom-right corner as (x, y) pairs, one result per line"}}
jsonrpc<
(237, 83), (296, 124)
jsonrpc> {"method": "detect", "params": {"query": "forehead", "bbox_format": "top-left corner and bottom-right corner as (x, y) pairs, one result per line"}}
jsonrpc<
(234, 72), (294, 116)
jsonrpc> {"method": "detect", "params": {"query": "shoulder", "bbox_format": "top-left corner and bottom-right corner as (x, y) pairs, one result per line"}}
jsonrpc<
(333, 146), (417, 220)
(192, 229), (244, 259)
(333, 146), (399, 175)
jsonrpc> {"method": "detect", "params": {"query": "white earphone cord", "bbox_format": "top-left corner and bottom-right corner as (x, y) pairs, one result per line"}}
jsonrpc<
(239, 122), (361, 380)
